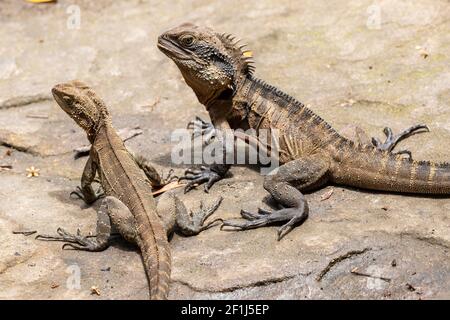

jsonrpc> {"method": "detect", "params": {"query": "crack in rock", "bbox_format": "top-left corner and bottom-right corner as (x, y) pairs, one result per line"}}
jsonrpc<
(0, 252), (36, 275)
(316, 247), (371, 282)
(400, 231), (450, 249)
(172, 273), (303, 294)
(0, 140), (39, 156)
(0, 139), (73, 158)
(0, 94), (52, 110)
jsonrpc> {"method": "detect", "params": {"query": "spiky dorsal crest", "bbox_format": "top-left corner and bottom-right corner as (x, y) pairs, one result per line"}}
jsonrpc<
(216, 32), (255, 76)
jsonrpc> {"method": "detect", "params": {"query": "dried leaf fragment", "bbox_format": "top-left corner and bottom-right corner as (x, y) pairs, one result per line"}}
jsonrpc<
(90, 286), (101, 296)
(152, 180), (185, 196)
(419, 50), (429, 59)
(1, 164), (12, 171)
(320, 189), (334, 201)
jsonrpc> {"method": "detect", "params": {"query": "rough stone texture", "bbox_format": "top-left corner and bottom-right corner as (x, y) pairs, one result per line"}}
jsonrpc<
(1, 0), (450, 299)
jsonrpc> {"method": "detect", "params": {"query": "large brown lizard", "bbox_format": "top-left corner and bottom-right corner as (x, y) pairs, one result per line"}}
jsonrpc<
(157, 23), (445, 240)
(36, 80), (222, 299)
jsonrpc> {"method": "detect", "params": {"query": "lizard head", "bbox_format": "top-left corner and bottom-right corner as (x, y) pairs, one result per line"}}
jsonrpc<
(157, 23), (254, 106)
(52, 80), (109, 143)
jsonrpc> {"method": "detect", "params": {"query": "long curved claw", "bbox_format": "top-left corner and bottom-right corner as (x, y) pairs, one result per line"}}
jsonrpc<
(179, 166), (223, 193)
(197, 196), (224, 231)
(220, 207), (308, 240)
(371, 124), (429, 159)
(240, 208), (268, 220)
(36, 227), (77, 243)
(69, 186), (103, 203)
(187, 116), (211, 130)
(158, 168), (178, 186)
(187, 116), (216, 144)
(62, 243), (91, 251)
(69, 186), (84, 200)
(36, 228), (81, 244)
(36, 227), (105, 251)
(204, 173), (222, 193)
(178, 196), (223, 235)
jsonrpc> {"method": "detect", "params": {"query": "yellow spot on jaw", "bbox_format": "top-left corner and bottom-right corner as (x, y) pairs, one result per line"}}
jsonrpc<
(243, 51), (253, 58)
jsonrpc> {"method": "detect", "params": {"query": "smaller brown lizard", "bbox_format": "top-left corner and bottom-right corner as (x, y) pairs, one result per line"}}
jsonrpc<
(36, 81), (222, 299)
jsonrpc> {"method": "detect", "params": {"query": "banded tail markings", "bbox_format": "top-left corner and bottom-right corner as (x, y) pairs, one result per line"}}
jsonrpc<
(413, 161), (431, 186)
(409, 162), (418, 188)
(385, 156), (405, 188)
(428, 162), (437, 187)
(374, 151), (390, 184)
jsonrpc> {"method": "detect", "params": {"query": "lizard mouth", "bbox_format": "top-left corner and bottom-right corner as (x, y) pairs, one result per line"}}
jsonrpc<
(157, 36), (190, 60)
(52, 91), (71, 114)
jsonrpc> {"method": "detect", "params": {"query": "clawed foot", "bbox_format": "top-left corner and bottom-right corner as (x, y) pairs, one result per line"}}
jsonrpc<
(220, 206), (308, 240)
(179, 166), (223, 193)
(70, 186), (104, 204)
(180, 196), (224, 236)
(159, 168), (178, 186)
(372, 124), (429, 159)
(187, 116), (216, 145)
(35, 227), (105, 251)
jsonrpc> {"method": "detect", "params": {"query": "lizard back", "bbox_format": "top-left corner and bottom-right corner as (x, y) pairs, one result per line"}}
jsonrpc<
(93, 123), (171, 299)
(235, 76), (450, 194)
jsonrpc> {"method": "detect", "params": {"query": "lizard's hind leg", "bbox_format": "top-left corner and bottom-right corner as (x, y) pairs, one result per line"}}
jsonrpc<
(177, 196), (223, 236)
(156, 192), (223, 236)
(36, 196), (137, 251)
(371, 124), (429, 158)
(221, 154), (330, 240)
(132, 154), (177, 188)
(341, 124), (429, 159)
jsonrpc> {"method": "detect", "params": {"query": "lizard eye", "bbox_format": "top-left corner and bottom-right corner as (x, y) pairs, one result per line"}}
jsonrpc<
(180, 35), (195, 47)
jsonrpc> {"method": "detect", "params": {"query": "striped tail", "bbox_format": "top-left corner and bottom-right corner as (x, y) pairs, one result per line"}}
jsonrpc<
(139, 229), (172, 300)
(332, 142), (450, 194)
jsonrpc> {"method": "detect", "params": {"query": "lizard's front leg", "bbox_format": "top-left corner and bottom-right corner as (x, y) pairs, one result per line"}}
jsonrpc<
(70, 153), (102, 204)
(187, 116), (216, 145)
(221, 154), (330, 240)
(132, 154), (177, 189)
(180, 117), (233, 193)
(36, 196), (138, 250)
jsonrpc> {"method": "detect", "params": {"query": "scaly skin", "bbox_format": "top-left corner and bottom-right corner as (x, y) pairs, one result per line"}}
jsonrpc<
(158, 23), (447, 239)
(37, 81), (222, 299)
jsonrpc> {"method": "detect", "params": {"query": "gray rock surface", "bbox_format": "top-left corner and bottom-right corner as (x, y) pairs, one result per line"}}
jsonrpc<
(1, 0), (449, 299)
